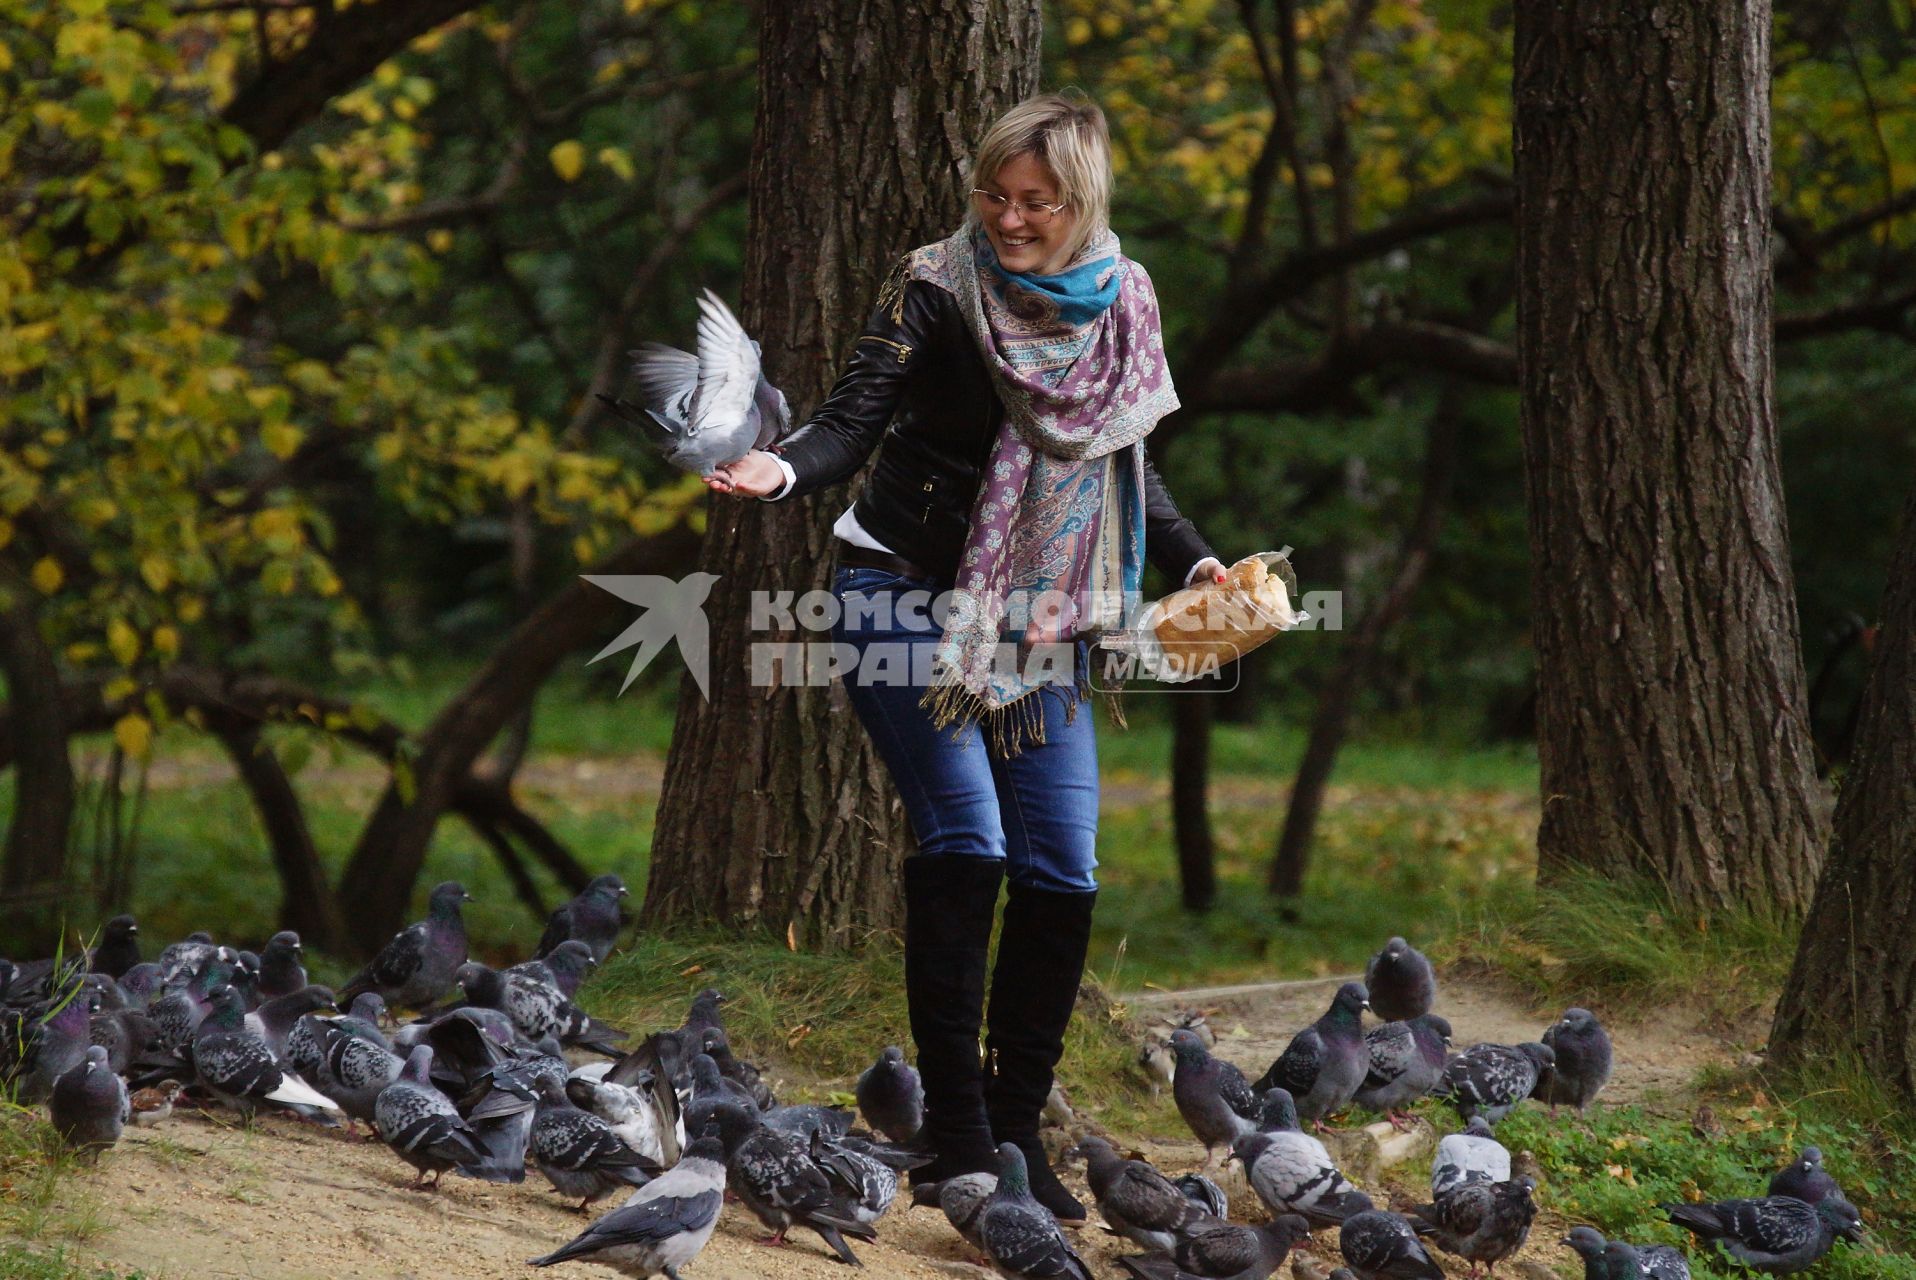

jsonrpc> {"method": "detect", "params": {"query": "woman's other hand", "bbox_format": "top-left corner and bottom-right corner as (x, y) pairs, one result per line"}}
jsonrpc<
(704, 450), (787, 498)
(1191, 556), (1227, 585)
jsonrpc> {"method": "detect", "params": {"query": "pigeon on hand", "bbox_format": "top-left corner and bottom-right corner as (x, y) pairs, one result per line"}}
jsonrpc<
(528, 1126), (728, 1278)
(1341, 1197), (1447, 1280)
(597, 290), (792, 478)
(1119, 1213), (1313, 1280)
(1432, 1116), (1511, 1198)
(1168, 1028), (1262, 1165)
(1767, 1146), (1847, 1208)
(1435, 1042), (1554, 1126)
(1663, 1195), (1863, 1273)
(531, 1074), (662, 1211)
(707, 1100), (875, 1264)
(1537, 1008), (1612, 1114)
(256, 932), (306, 1001)
(1365, 938), (1435, 1022)
(1071, 1135), (1210, 1253)
(373, 1045), (487, 1188)
(189, 985), (340, 1121)
(1354, 1013), (1452, 1130)
(912, 1173), (999, 1255)
(1173, 1172), (1229, 1220)
(978, 1142), (1095, 1280)
(535, 874), (631, 964)
(1253, 982), (1371, 1130)
(1563, 1227), (1691, 1280)
(339, 881), (471, 1013)
(90, 915), (141, 981)
(50, 1045), (129, 1158)
(1410, 1176), (1537, 1278)
(855, 1045), (923, 1143)
(1232, 1099), (1371, 1229)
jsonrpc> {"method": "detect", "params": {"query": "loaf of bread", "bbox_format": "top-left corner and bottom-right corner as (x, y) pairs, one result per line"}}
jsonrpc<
(1147, 554), (1299, 672)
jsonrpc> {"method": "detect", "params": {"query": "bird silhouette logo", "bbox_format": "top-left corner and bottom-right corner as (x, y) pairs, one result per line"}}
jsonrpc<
(583, 572), (721, 698)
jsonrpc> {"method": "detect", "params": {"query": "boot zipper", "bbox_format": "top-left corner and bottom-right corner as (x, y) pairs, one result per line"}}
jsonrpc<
(859, 335), (913, 363)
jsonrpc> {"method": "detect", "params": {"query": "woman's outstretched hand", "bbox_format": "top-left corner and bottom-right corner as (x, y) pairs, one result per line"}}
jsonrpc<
(704, 450), (787, 498)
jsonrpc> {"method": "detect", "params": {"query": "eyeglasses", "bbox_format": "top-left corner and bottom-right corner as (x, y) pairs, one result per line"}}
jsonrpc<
(971, 188), (1069, 226)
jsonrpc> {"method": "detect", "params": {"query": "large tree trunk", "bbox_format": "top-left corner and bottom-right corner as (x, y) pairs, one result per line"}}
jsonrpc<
(0, 568), (75, 955)
(640, 0), (1041, 945)
(1513, 0), (1827, 912)
(1769, 489), (1916, 1103)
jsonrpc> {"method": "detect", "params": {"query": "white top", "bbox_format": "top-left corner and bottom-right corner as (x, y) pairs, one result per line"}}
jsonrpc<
(760, 453), (1207, 585)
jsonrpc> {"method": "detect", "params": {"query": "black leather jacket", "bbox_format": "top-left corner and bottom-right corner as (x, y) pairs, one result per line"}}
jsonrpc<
(764, 267), (1215, 587)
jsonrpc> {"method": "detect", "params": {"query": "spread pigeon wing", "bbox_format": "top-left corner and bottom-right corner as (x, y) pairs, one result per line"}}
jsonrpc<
(689, 290), (760, 440)
(628, 344), (699, 429)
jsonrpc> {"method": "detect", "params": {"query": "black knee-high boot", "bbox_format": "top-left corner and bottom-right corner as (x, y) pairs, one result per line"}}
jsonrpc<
(984, 880), (1096, 1222)
(903, 855), (1004, 1184)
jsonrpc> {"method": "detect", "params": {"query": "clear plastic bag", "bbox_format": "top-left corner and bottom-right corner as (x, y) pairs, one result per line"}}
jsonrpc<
(1128, 551), (1307, 682)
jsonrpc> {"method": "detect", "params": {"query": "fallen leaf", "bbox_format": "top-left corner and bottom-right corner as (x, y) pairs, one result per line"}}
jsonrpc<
(786, 921), (798, 952)
(679, 964), (703, 977)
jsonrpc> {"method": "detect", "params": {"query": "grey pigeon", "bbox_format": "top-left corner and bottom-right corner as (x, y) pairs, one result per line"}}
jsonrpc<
(339, 881), (471, 1012)
(707, 1101), (874, 1263)
(88, 1006), (166, 1076)
(912, 1173), (998, 1254)
(855, 1045), (923, 1142)
(1436, 1042), (1554, 1126)
(978, 1142), (1094, 1280)
(1071, 1134), (1209, 1253)
(684, 1050), (757, 1136)
(305, 1014), (403, 1131)
(190, 985), (339, 1120)
(1767, 1146), (1846, 1207)
(762, 1102), (856, 1141)
(1173, 1172), (1228, 1219)
(1663, 1196), (1863, 1273)
(531, 1074), (661, 1210)
(457, 1051), (566, 1185)
(1354, 1013), (1452, 1129)
(248, 984), (336, 1065)
(257, 931), (306, 1000)
(1118, 1214), (1312, 1280)
(1432, 1116), (1511, 1197)
(1168, 1028), (1261, 1164)
(535, 874), (630, 964)
(90, 915), (141, 980)
(811, 1128), (903, 1226)
(287, 992), (388, 1083)
(148, 949), (237, 1052)
(374, 1045), (486, 1188)
(1411, 1176), (1536, 1277)
(3, 987), (100, 1102)
(519, 940), (597, 1003)
(1537, 1008), (1612, 1114)
(50, 1045), (129, 1157)
(568, 1071), (669, 1166)
(1340, 1197), (1446, 1280)
(156, 931), (216, 987)
(1253, 981), (1371, 1128)
(528, 1126), (727, 1278)
(114, 963), (164, 1012)
(1563, 1227), (1691, 1280)
(700, 1027), (774, 1109)
(1232, 1104), (1371, 1229)
(1365, 938), (1435, 1022)
(599, 291), (792, 477)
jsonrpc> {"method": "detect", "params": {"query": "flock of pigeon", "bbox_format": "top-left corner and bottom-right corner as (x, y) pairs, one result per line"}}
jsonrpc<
(1, 906), (1872, 1280)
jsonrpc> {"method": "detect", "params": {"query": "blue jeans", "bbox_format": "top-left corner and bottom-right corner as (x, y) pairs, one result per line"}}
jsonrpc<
(830, 564), (1100, 893)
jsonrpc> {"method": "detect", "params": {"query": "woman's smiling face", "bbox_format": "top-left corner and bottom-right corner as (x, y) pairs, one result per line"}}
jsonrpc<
(975, 152), (1078, 275)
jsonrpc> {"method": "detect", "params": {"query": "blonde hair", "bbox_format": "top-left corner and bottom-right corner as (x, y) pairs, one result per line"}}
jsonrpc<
(968, 90), (1113, 265)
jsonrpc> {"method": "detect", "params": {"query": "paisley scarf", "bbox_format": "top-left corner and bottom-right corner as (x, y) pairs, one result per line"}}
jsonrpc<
(904, 223), (1180, 754)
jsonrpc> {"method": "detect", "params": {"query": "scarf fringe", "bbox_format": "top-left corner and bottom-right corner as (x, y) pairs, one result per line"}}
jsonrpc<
(916, 662), (1129, 758)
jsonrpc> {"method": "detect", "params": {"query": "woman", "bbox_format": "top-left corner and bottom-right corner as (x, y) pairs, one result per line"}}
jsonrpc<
(706, 92), (1223, 1221)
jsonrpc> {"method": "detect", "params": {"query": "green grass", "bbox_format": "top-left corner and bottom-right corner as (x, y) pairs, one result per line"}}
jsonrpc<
(0, 1247), (147, 1280)
(1437, 864), (1795, 1016)
(0, 1106), (107, 1255)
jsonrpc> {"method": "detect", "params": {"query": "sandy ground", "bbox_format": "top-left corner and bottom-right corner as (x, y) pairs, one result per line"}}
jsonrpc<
(35, 968), (1763, 1280)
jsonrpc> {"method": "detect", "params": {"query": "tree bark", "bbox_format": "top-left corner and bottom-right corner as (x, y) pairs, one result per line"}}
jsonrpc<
(1769, 489), (1916, 1104)
(215, 725), (346, 952)
(640, 0), (1041, 945)
(1270, 400), (1458, 898)
(1513, 0), (1827, 912)
(0, 568), (75, 955)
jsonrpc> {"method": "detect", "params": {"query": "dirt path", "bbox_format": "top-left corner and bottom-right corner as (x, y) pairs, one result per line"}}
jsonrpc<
(42, 969), (1761, 1280)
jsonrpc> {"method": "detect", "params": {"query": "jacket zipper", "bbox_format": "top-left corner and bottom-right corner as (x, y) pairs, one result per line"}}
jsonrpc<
(858, 335), (913, 364)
